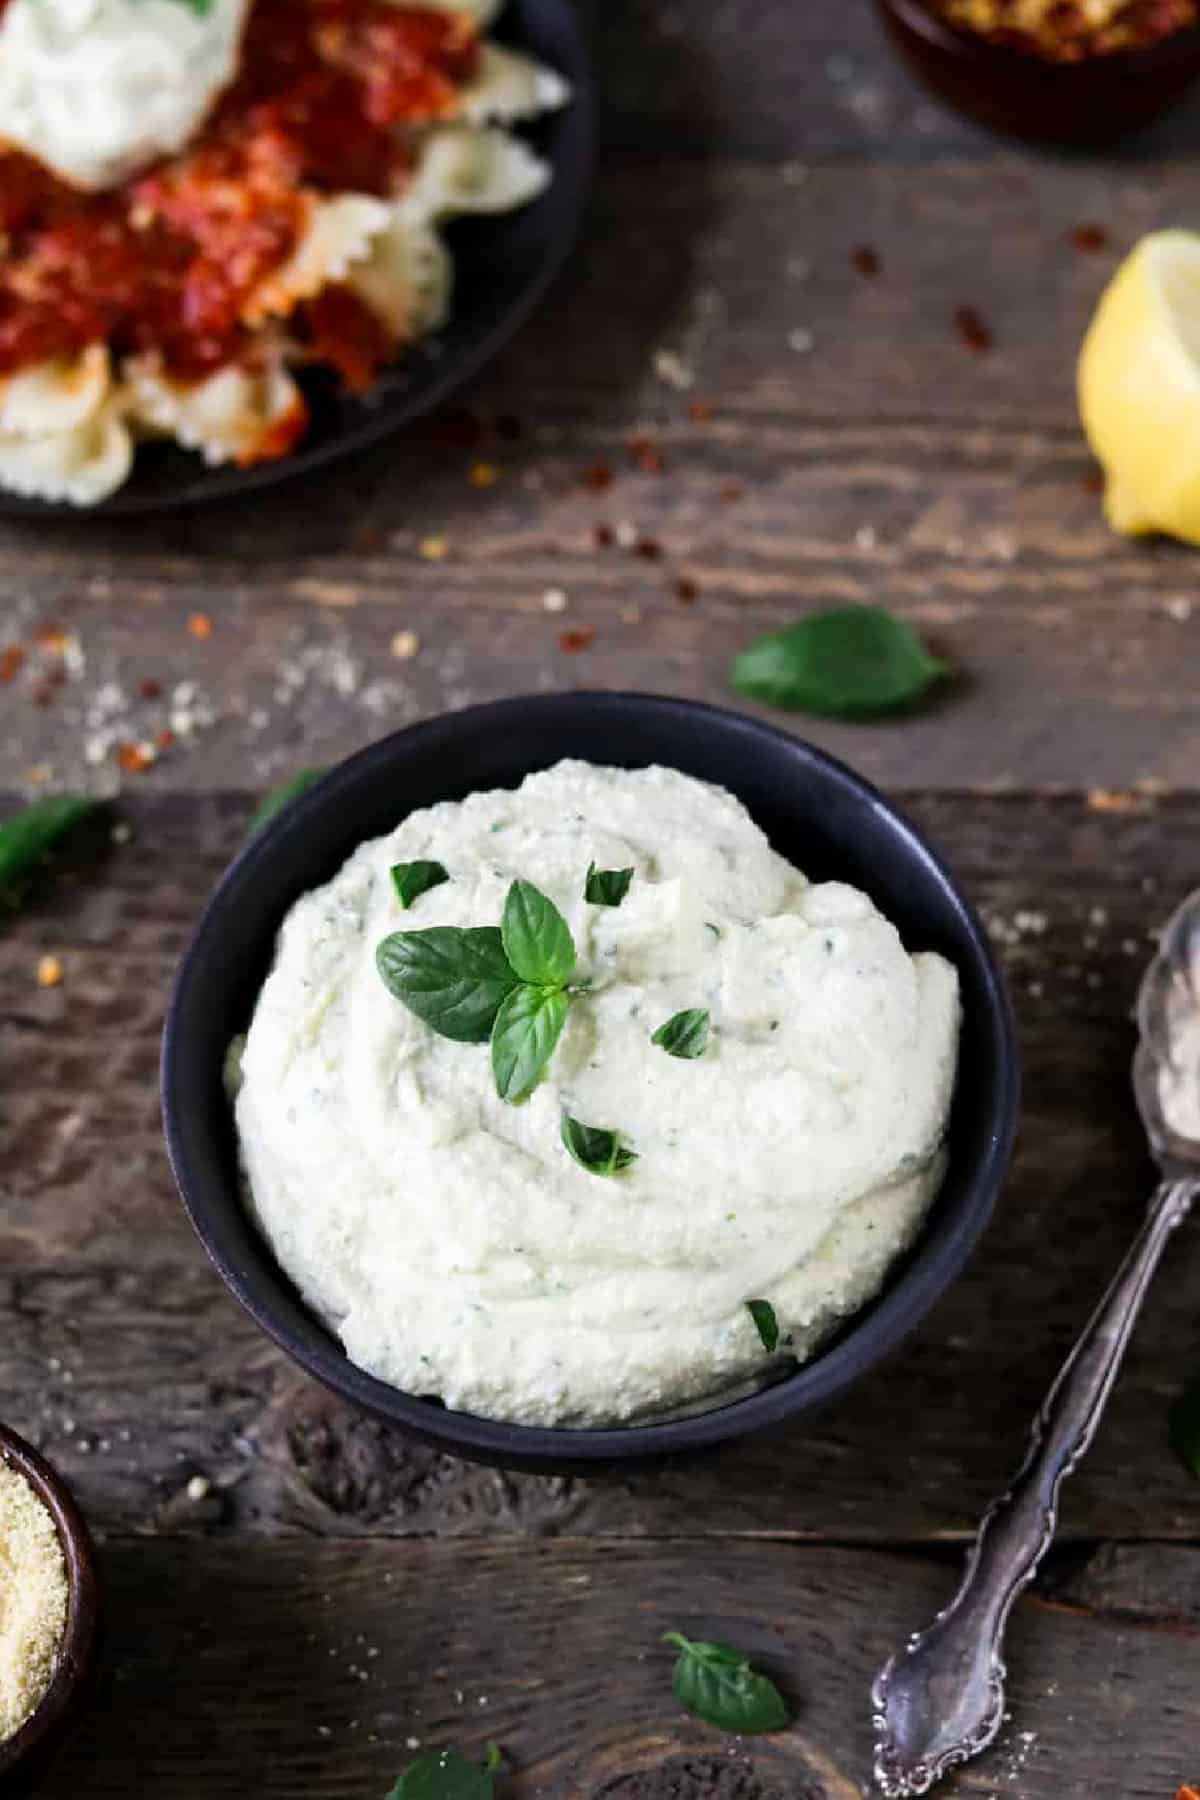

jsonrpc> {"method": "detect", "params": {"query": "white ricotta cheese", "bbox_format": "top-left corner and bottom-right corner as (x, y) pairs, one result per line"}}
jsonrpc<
(235, 762), (961, 1427)
(0, 0), (251, 191)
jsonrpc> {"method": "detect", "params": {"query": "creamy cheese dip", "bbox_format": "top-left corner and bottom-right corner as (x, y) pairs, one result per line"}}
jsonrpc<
(236, 762), (961, 1427)
(0, 0), (250, 190)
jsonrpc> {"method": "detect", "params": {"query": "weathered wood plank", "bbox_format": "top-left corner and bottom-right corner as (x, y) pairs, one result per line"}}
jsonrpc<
(2, 790), (1199, 1545)
(2, 159), (1200, 792)
(40, 1538), (1200, 1798)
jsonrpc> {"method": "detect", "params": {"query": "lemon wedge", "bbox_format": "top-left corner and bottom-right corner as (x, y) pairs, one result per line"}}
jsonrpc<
(1078, 229), (1200, 544)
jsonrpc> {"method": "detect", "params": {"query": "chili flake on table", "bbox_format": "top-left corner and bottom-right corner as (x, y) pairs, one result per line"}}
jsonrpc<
(932, 0), (1198, 57)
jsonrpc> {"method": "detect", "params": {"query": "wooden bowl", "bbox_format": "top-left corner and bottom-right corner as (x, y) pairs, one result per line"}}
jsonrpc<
(875, 0), (1200, 142)
(0, 1427), (100, 1797)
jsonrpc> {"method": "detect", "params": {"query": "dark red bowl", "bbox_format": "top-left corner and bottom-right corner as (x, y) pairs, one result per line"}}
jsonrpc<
(875, 0), (1200, 142)
(0, 1428), (100, 1797)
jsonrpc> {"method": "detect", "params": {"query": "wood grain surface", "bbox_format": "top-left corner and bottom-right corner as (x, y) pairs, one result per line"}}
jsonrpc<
(4, 0), (1200, 1793)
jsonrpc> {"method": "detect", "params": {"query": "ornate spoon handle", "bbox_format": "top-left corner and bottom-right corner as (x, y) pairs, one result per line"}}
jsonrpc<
(871, 1175), (1199, 1797)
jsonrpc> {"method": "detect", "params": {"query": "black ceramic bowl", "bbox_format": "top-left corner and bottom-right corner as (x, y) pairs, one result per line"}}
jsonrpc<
(0, 0), (593, 520)
(0, 1427), (100, 1797)
(876, 0), (1200, 143)
(162, 693), (1019, 1472)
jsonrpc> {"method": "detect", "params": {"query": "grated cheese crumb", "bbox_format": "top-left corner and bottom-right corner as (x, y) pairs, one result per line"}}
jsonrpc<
(0, 1459), (68, 1743)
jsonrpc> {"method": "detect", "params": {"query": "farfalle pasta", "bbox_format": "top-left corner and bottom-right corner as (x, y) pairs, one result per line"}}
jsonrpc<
(0, 0), (569, 504)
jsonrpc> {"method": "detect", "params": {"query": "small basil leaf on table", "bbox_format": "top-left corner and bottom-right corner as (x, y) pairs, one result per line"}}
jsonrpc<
(388, 1745), (501, 1800)
(1170, 1377), (1200, 1476)
(585, 862), (634, 907)
(391, 860), (450, 909)
(0, 794), (98, 902)
(377, 926), (518, 1043)
(492, 985), (570, 1103)
(746, 1299), (781, 1354)
(246, 768), (325, 837)
(501, 879), (576, 986)
(663, 1633), (790, 1735)
(561, 1113), (638, 1176)
(731, 605), (949, 720)
(652, 1008), (710, 1059)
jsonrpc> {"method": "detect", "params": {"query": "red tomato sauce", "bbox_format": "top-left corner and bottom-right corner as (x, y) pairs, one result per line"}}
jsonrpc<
(0, 0), (477, 382)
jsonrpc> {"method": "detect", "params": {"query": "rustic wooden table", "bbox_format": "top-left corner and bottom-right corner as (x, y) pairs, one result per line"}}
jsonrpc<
(3, 3), (1200, 1794)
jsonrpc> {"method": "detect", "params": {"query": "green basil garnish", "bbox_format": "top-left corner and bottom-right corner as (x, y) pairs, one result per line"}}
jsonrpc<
(1170, 1377), (1200, 1477)
(746, 1299), (781, 1355)
(247, 769), (325, 837)
(585, 862), (634, 907)
(391, 860), (450, 909)
(388, 1745), (503, 1800)
(491, 985), (570, 1103)
(501, 879), (576, 986)
(731, 605), (949, 719)
(664, 1632), (790, 1735)
(561, 1113), (638, 1177)
(652, 1008), (710, 1059)
(0, 794), (98, 903)
(376, 926), (518, 1043)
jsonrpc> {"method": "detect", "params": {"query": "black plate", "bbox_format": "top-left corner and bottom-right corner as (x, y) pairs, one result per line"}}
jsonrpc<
(162, 693), (1020, 1474)
(0, 0), (593, 519)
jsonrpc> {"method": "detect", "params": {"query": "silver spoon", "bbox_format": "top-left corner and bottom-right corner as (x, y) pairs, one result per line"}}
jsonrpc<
(871, 886), (1200, 1796)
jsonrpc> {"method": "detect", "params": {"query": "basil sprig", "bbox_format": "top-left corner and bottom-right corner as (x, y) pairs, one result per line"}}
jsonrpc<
(0, 794), (98, 904)
(392, 860), (450, 909)
(561, 1113), (638, 1177)
(731, 605), (949, 720)
(585, 862), (634, 907)
(1170, 1377), (1200, 1477)
(664, 1633), (790, 1735)
(652, 1008), (710, 1059)
(746, 1299), (781, 1354)
(378, 881), (579, 1102)
(377, 927), (518, 1044)
(247, 769), (325, 837)
(388, 1746), (502, 1800)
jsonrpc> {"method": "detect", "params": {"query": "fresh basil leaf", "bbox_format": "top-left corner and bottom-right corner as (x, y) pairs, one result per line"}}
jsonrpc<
(492, 985), (570, 1103)
(0, 794), (98, 902)
(392, 860), (450, 910)
(585, 862), (634, 907)
(388, 1746), (500, 1800)
(746, 1299), (780, 1355)
(377, 927), (519, 1043)
(501, 880), (575, 987)
(1170, 1378), (1200, 1477)
(664, 1632), (790, 1736)
(561, 1113), (638, 1177)
(731, 605), (949, 720)
(247, 769), (325, 837)
(652, 1008), (710, 1059)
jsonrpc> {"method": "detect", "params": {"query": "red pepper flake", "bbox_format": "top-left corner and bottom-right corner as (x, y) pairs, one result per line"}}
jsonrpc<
(851, 245), (882, 277)
(0, 644), (24, 683)
(559, 627), (595, 654)
(635, 537), (663, 561)
(138, 677), (163, 700)
(1175, 1788), (1200, 1800)
(674, 576), (699, 605)
(117, 741), (156, 773)
(158, 728), (176, 751)
(719, 481), (743, 504)
(35, 624), (67, 653)
(688, 400), (713, 424)
(1071, 223), (1109, 253)
(581, 462), (613, 492)
(187, 612), (213, 641)
(594, 523), (614, 549)
(954, 306), (993, 353)
(628, 434), (665, 475)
